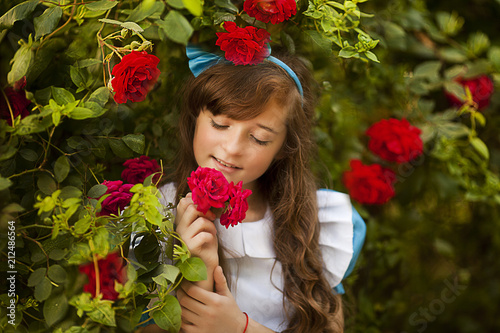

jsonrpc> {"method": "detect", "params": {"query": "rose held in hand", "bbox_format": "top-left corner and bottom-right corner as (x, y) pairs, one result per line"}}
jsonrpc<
(187, 167), (230, 214)
(111, 51), (160, 104)
(366, 118), (423, 163)
(220, 181), (252, 228)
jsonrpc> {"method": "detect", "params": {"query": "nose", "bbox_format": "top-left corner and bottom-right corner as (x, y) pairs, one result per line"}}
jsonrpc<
(222, 129), (245, 155)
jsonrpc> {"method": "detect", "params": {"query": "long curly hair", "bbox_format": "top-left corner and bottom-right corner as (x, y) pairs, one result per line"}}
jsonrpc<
(173, 51), (343, 332)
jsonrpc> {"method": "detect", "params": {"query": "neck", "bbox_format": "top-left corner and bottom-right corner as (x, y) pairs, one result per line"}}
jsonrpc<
(243, 185), (267, 222)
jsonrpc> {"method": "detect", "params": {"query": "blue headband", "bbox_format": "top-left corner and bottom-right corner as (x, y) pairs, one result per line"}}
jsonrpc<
(186, 44), (304, 98)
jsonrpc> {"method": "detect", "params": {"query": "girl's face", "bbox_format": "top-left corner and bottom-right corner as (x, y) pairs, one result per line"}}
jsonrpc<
(193, 101), (288, 193)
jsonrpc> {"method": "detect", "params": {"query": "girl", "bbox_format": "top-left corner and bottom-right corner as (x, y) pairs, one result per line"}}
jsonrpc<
(145, 47), (365, 332)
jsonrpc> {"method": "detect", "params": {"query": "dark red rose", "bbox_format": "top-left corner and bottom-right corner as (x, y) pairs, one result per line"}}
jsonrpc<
(187, 167), (230, 214)
(215, 21), (271, 65)
(220, 181), (252, 228)
(79, 252), (127, 300)
(111, 51), (160, 104)
(121, 155), (161, 184)
(244, 0), (297, 24)
(366, 118), (423, 163)
(99, 180), (134, 216)
(0, 77), (31, 126)
(445, 75), (494, 110)
(343, 159), (396, 205)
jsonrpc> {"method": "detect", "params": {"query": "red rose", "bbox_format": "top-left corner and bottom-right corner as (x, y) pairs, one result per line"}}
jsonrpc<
(215, 21), (271, 65)
(79, 252), (126, 300)
(0, 77), (31, 126)
(121, 155), (162, 184)
(99, 180), (134, 216)
(366, 118), (423, 163)
(445, 75), (494, 110)
(187, 167), (230, 214)
(220, 181), (252, 228)
(244, 0), (297, 24)
(343, 159), (396, 205)
(111, 51), (160, 104)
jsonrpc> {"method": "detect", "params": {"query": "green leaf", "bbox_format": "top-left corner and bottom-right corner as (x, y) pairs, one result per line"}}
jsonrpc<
(70, 66), (89, 90)
(54, 155), (70, 182)
(157, 11), (193, 45)
(38, 174), (57, 195)
(153, 264), (180, 286)
(19, 148), (39, 161)
(470, 137), (489, 160)
(88, 184), (108, 198)
(121, 22), (143, 34)
(167, 0), (184, 9)
(215, 0), (238, 13)
(444, 81), (465, 102)
(152, 295), (181, 332)
(183, 0), (203, 16)
(98, 18), (123, 25)
(413, 61), (442, 80)
(88, 301), (116, 326)
(86, 0), (119, 11)
(177, 257), (207, 281)
(74, 58), (102, 68)
(68, 107), (100, 120)
(0, 176), (13, 191)
(122, 134), (145, 154)
(126, 1), (166, 22)
(305, 30), (332, 53)
(74, 216), (92, 234)
(44, 293), (68, 327)
(51, 87), (75, 105)
(48, 265), (67, 283)
(88, 87), (110, 107)
(109, 139), (134, 158)
(34, 6), (63, 41)
(7, 41), (33, 84)
(0, 0), (39, 30)
(35, 277), (53, 301)
(28, 267), (47, 287)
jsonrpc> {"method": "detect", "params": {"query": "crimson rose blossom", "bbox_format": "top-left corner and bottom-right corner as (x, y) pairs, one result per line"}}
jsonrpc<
(244, 0), (297, 24)
(111, 51), (160, 104)
(187, 167), (230, 214)
(79, 252), (126, 300)
(366, 118), (423, 163)
(343, 159), (396, 205)
(0, 77), (31, 126)
(220, 181), (252, 228)
(122, 155), (161, 184)
(99, 180), (134, 216)
(216, 21), (271, 65)
(445, 75), (494, 110)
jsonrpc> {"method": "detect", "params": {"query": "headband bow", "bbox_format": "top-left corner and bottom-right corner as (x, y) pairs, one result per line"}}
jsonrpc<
(186, 44), (304, 98)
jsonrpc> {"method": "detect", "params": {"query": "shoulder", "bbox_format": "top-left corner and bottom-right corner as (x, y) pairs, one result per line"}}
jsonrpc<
(316, 189), (366, 293)
(158, 182), (177, 206)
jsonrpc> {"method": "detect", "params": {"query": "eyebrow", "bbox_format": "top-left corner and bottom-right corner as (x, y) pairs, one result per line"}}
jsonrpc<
(257, 124), (279, 134)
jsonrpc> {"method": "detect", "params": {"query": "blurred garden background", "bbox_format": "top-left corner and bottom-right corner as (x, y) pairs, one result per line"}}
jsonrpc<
(1, 0), (499, 332)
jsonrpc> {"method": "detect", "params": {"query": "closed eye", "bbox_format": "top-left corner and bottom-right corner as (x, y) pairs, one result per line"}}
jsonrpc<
(210, 119), (228, 129)
(251, 135), (270, 146)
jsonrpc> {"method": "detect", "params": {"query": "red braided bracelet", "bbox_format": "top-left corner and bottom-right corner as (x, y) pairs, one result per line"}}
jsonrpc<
(242, 312), (249, 333)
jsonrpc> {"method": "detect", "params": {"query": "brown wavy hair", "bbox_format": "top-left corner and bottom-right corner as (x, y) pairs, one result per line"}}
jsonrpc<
(173, 51), (343, 332)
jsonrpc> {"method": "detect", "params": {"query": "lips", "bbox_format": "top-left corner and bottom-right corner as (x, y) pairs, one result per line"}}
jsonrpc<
(213, 156), (241, 169)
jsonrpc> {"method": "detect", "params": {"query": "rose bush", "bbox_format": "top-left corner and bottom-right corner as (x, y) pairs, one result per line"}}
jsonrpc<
(343, 159), (396, 205)
(0, 77), (31, 126)
(366, 118), (423, 163)
(445, 75), (494, 110)
(79, 252), (127, 301)
(215, 21), (271, 65)
(98, 180), (134, 217)
(121, 155), (162, 185)
(111, 51), (161, 104)
(243, 0), (297, 24)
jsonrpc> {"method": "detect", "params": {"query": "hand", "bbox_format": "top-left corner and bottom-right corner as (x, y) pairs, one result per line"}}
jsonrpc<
(177, 266), (248, 333)
(175, 193), (219, 272)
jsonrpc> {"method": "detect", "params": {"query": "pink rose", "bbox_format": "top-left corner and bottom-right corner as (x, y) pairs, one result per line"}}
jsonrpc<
(121, 155), (162, 184)
(220, 181), (252, 228)
(99, 180), (134, 216)
(187, 167), (230, 214)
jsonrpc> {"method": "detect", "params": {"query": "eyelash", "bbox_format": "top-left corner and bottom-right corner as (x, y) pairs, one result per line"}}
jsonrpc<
(210, 119), (270, 146)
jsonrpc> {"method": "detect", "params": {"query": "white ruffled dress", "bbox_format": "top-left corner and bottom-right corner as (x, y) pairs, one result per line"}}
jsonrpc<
(158, 183), (366, 332)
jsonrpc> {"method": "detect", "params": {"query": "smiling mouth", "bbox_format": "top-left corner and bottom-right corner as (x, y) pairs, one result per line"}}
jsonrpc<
(213, 157), (241, 169)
